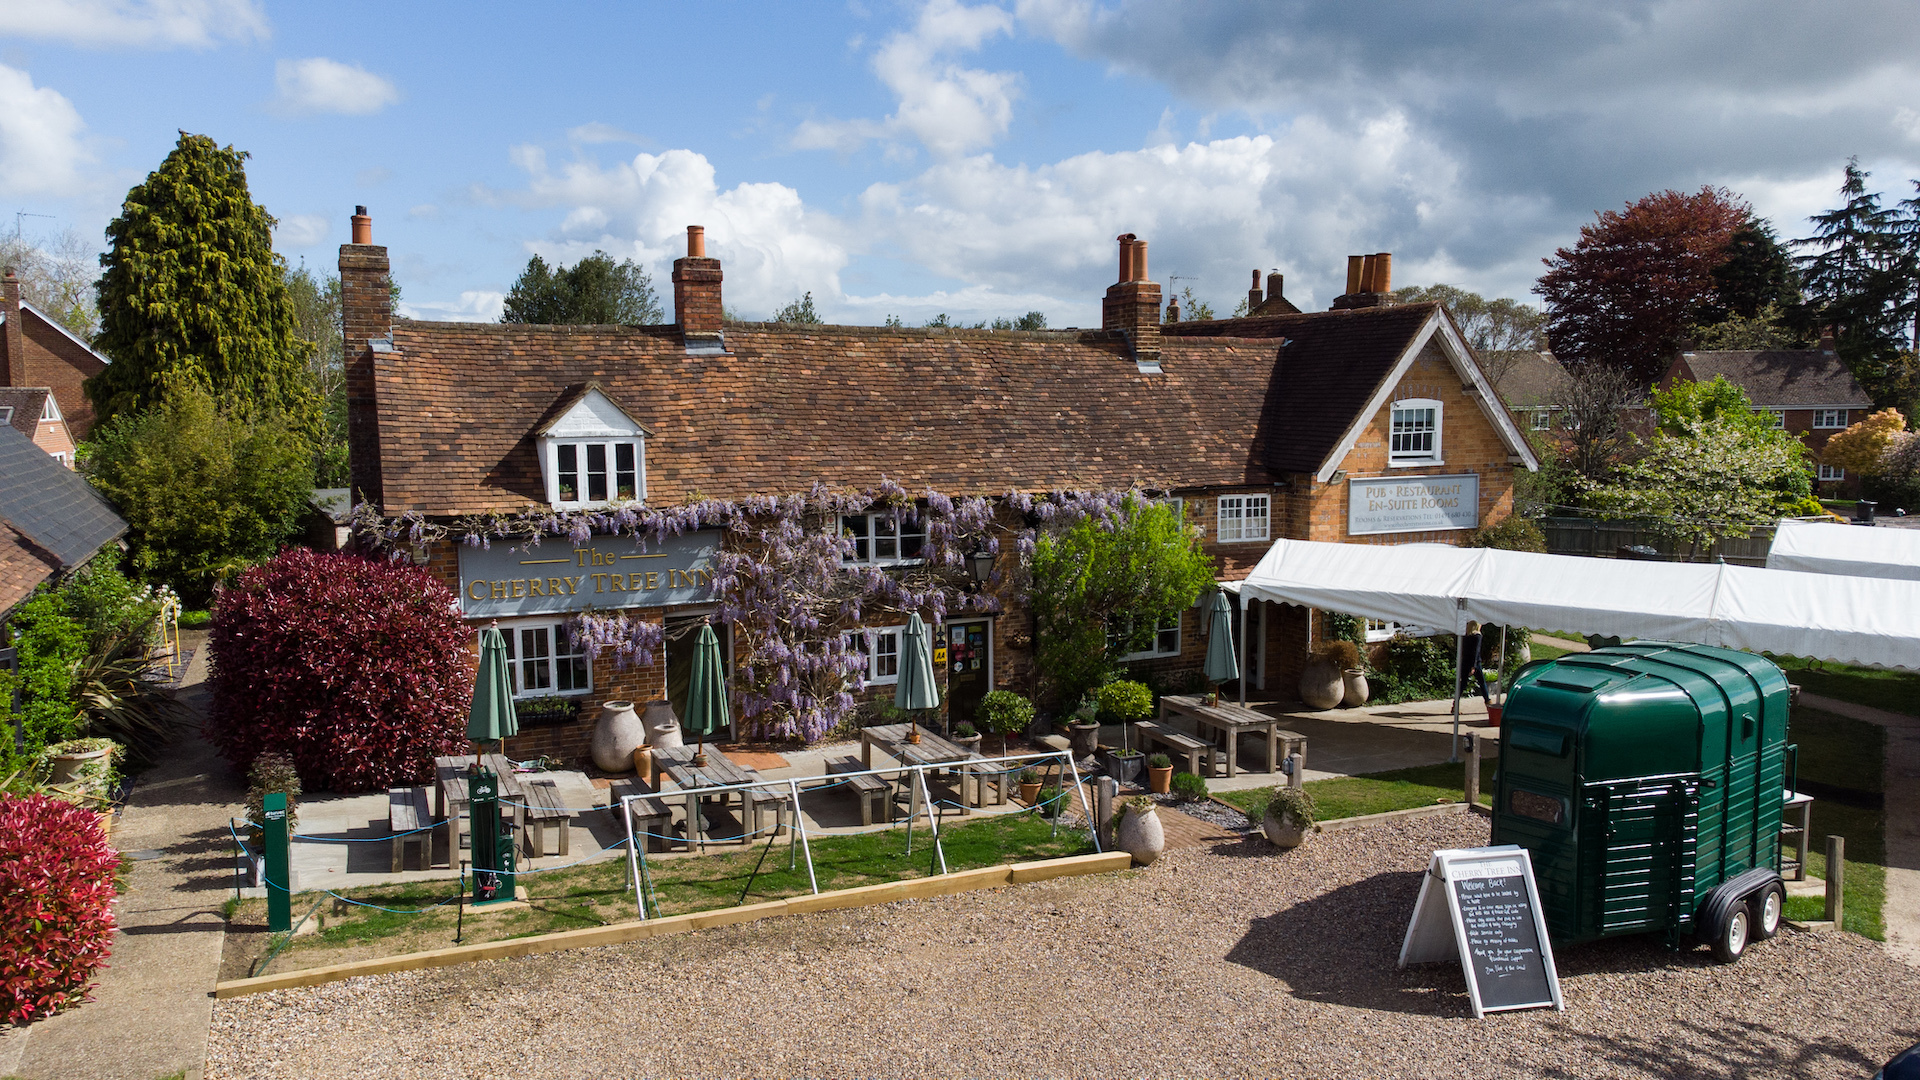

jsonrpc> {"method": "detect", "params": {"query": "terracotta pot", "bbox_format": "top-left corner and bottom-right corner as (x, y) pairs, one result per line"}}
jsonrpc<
(1263, 805), (1308, 848)
(641, 699), (683, 750)
(1342, 668), (1370, 707)
(1147, 765), (1173, 794)
(592, 701), (647, 772)
(1299, 657), (1343, 710)
(631, 744), (654, 782)
(1018, 781), (1043, 804)
(1116, 804), (1166, 866)
(1485, 703), (1504, 728)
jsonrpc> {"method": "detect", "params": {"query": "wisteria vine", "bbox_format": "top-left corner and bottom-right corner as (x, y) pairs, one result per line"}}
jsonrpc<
(350, 482), (1165, 741)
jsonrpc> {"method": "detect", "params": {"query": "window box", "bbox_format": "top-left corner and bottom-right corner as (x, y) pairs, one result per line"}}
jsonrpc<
(514, 694), (584, 728)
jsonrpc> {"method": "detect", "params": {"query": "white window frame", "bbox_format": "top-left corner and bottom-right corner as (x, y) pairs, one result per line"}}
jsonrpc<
(50, 451), (68, 466)
(1216, 494), (1270, 544)
(1818, 463), (1846, 482)
(39, 397), (59, 422)
(1364, 618), (1442, 643)
(1389, 399), (1443, 465)
(492, 618), (592, 699)
(1110, 612), (1181, 660)
(1766, 409), (1787, 430)
(846, 624), (905, 686)
(840, 511), (927, 566)
(1813, 409), (1847, 429)
(1530, 409), (1551, 431)
(545, 438), (644, 509)
(0, 406), (11, 424)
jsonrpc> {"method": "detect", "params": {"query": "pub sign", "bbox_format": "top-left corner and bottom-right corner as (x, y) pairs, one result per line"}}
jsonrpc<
(458, 531), (719, 618)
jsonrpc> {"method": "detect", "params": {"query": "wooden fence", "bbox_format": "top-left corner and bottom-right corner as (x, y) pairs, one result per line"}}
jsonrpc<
(1535, 516), (1775, 566)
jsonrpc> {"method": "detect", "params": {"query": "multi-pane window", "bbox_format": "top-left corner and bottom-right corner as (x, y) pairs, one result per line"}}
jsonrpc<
(1216, 494), (1270, 543)
(841, 512), (927, 565)
(497, 620), (591, 698)
(846, 625), (904, 685)
(1767, 410), (1788, 430)
(1819, 464), (1846, 481)
(1813, 409), (1848, 429)
(1109, 613), (1181, 660)
(1390, 400), (1442, 462)
(1531, 410), (1551, 431)
(553, 440), (640, 506)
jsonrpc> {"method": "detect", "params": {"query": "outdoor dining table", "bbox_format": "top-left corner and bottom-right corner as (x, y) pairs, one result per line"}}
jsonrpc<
(654, 744), (764, 850)
(433, 753), (525, 864)
(1157, 695), (1307, 779)
(859, 723), (975, 818)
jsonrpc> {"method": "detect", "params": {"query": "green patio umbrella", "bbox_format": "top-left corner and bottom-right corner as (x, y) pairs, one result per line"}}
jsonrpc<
(683, 621), (731, 767)
(894, 612), (940, 744)
(1204, 591), (1240, 689)
(468, 623), (520, 762)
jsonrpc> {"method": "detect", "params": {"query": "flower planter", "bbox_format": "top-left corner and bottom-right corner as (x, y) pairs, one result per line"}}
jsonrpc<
(593, 701), (648, 772)
(1101, 749), (1144, 785)
(1263, 806), (1309, 848)
(1341, 668), (1370, 707)
(953, 734), (983, 755)
(1485, 703), (1504, 728)
(1018, 781), (1043, 804)
(47, 747), (109, 786)
(1067, 721), (1101, 758)
(1116, 804), (1166, 866)
(1299, 657), (1344, 710)
(1147, 765), (1173, 794)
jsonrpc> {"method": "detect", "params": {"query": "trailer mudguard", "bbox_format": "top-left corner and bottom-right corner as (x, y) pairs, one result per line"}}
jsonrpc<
(1693, 866), (1784, 941)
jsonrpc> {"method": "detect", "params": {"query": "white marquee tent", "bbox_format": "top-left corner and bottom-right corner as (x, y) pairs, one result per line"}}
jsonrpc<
(1238, 538), (1920, 673)
(1766, 518), (1920, 581)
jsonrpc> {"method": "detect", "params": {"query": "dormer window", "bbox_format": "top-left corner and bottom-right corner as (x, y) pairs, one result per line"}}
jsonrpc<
(536, 383), (650, 509)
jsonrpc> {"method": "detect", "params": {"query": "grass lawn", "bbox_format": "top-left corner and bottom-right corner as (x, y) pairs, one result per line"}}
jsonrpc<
(1768, 654), (1920, 718)
(1217, 757), (1496, 826)
(1528, 637), (1578, 663)
(1779, 706), (1888, 940)
(227, 810), (1092, 977)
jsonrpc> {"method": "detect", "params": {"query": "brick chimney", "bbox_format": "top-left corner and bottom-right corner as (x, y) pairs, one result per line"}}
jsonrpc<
(1102, 233), (1161, 356)
(1332, 251), (1393, 310)
(340, 205), (392, 510)
(673, 225), (724, 338)
(0, 268), (21, 386)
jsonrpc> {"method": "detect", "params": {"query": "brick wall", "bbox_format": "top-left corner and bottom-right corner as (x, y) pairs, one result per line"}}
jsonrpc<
(672, 257), (724, 334)
(20, 314), (106, 439)
(340, 242), (391, 509)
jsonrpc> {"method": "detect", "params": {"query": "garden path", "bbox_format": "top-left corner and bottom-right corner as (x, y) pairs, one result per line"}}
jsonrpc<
(1, 629), (239, 1080)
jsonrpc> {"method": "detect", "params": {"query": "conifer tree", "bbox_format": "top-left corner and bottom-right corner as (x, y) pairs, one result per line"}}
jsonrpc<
(87, 133), (317, 434)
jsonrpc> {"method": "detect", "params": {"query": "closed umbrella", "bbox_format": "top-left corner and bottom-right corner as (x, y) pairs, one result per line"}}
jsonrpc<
(683, 621), (731, 767)
(468, 623), (520, 762)
(894, 612), (940, 745)
(1204, 591), (1240, 689)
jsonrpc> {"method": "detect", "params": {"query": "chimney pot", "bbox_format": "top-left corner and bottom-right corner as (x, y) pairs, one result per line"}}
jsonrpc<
(687, 225), (706, 258)
(1131, 240), (1148, 282)
(1373, 252), (1392, 294)
(1248, 269), (1265, 314)
(1116, 234), (1137, 283)
(1266, 271), (1284, 302)
(1360, 254), (1378, 294)
(1346, 255), (1365, 296)
(350, 207), (372, 246)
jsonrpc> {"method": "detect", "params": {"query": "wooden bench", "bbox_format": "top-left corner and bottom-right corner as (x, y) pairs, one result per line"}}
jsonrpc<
(747, 785), (795, 838)
(388, 786), (432, 872)
(827, 757), (894, 826)
(607, 778), (675, 853)
(519, 779), (573, 857)
(1133, 720), (1212, 778)
(963, 756), (1009, 810)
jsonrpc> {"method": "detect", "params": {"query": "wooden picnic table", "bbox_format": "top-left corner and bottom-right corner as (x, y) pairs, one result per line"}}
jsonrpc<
(433, 753), (525, 865)
(1158, 695), (1307, 780)
(655, 745), (765, 850)
(859, 723), (976, 818)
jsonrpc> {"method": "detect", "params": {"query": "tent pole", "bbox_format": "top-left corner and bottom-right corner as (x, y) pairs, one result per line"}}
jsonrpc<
(1238, 596), (1248, 708)
(1449, 631), (1464, 763)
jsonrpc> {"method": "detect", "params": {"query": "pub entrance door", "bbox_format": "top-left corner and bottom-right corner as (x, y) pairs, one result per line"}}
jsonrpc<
(944, 619), (993, 729)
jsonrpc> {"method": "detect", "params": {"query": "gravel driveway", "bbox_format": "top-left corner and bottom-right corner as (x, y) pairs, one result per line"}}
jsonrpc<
(207, 814), (1920, 1079)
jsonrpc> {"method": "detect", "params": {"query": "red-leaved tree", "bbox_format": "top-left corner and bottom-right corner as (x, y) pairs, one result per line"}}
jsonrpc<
(1535, 187), (1750, 384)
(207, 548), (471, 792)
(0, 795), (120, 1023)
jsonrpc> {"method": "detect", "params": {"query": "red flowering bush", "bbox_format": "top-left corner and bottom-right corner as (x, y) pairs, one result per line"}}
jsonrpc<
(208, 549), (471, 792)
(0, 795), (119, 1023)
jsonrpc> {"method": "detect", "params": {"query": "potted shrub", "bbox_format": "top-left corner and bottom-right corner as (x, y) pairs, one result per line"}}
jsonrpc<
(43, 738), (114, 791)
(1066, 695), (1101, 758)
(1146, 752), (1174, 795)
(975, 690), (1035, 757)
(1095, 680), (1151, 781)
(515, 694), (580, 728)
(1036, 784), (1065, 818)
(950, 722), (982, 753)
(1113, 795), (1165, 866)
(1170, 771), (1209, 803)
(1017, 768), (1043, 804)
(1263, 785), (1317, 848)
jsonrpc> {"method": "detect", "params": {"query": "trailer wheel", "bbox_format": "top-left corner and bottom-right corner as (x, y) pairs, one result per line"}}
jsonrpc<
(1711, 903), (1750, 963)
(1749, 883), (1785, 941)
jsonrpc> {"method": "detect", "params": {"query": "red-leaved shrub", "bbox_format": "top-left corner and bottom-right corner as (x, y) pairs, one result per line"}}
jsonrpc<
(208, 548), (472, 791)
(0, 795), (119, 1023)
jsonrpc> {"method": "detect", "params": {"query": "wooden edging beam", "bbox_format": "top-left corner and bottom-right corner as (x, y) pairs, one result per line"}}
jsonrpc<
(213, 851), (1131, 1000)
(1314, 800), (1470, 834)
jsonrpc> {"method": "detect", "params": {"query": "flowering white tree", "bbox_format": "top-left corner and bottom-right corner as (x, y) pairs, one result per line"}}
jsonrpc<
(1581, 417), (1813, 553)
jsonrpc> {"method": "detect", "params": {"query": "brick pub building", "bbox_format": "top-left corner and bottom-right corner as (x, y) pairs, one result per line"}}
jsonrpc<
(340, 211), (1537, 762)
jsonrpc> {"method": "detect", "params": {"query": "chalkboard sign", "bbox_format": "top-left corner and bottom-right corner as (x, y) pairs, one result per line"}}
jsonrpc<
(1399, 845), (1563, 1018)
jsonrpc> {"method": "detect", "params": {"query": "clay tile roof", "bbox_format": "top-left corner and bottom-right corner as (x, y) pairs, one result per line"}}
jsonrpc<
(375, 305), (1442, 515)
(1675, 349), (1872, 408)
(0, 523), (60, 616)
(0, 387), (51, 437)
(1489, 352), (1570, 408)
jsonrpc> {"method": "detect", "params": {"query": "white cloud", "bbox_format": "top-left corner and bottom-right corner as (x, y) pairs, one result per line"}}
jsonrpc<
(793, 0), (1018, 158)
(400, 291), (505, 323)
(273, 58), (399, 116)
(0, 65), (94, 200)
(0, 0), (267, 48)
(272, 213), (328, 249)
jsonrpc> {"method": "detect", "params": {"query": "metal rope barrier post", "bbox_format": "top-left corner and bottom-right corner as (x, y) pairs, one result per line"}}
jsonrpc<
(621, 793), (643, 914)
(916, 766), (948, 875)
(1063, 751), (1101, 852)
(789, 778), (818, 895)
(263, 792), (291, 932)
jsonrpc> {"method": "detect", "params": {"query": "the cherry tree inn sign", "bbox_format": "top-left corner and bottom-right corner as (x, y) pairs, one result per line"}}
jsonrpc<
(457, 531), (720, 619)
(1348, 474), (1480, 536)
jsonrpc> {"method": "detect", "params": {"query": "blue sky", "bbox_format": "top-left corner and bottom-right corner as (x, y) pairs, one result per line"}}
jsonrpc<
(3, 1), (1919, 327)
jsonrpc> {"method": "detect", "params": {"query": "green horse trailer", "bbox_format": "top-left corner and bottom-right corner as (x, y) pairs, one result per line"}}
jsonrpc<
(1489, 641), (1795, 963)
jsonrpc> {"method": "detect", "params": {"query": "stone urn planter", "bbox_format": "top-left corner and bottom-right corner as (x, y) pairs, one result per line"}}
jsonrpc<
(1299, 657), (1344, 710)
(1341, 668), (1370, 707)
(1067, 721), (1101, 758)
(641, 699), (684, 750)
(1262, 786), (1317, 849)
(47, 743), (110, 786)
(952, 731), (983, 755)
(592, 701), (648, 772)
(1115, 798), (1166, 866)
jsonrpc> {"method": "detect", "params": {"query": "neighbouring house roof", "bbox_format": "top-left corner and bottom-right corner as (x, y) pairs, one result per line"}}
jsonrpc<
(20, 300), (112, 367)
(370, 301), (1531, 516)
(1488, 351), (1570, 409)
(1669, 349), (1873, 409)
(0, 524), (61, 617)
(0, 422), (125, 581)
(0, 386), (52, 438)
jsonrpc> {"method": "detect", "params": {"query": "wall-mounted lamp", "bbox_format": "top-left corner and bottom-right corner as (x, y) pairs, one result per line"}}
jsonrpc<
(966, 544), (995, 589)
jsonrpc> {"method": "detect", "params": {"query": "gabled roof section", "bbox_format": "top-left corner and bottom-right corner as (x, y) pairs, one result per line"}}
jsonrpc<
(1487, 351), (1568, 408)
(533, 381), (654, 439)
(0, 423), (125, 568)
(1671, 348), (1872, 409)
(20, 301), (111, 366)
(0, 387), (51, 438)
(0, 523), (61, 616)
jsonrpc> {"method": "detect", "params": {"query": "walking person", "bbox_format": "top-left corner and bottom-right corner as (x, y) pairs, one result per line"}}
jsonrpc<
(1461, 621), (1492, 709)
